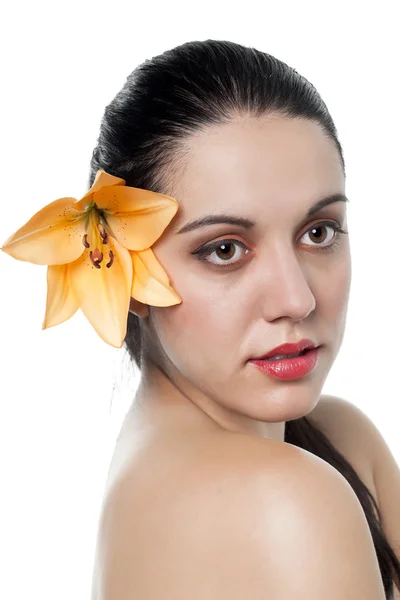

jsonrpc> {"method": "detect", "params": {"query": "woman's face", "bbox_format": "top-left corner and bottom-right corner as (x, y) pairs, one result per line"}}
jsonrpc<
(136, 114), (351, 439)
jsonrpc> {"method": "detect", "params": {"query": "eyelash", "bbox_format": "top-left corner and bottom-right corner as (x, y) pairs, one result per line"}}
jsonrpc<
(191, 222), (349, 268)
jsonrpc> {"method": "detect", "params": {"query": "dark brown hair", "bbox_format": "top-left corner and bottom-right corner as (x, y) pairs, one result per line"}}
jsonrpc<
(88, 39), (400, 598)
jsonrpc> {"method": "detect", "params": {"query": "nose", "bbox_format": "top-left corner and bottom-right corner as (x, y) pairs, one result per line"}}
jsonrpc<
(259, 246), (316, 322)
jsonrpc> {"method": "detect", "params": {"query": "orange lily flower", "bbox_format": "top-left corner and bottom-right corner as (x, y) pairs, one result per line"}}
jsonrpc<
(1, 169), (182, 347)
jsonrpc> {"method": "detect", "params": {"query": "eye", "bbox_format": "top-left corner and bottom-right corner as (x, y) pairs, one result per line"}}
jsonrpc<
(300, 221), (348, 253)
(191, 222), (348, 268)
(192, 239), (251, 267)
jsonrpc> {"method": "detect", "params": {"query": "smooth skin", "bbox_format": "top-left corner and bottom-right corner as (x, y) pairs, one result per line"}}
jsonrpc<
(96, 114), (386, 597)
(130, 113), (352, 442)
(96, 433), (385, 598)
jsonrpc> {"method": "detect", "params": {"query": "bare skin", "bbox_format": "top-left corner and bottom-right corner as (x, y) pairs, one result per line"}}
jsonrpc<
(92, 114), (390, 598)
(93, 392), (384, 599)
(129, 113), (351, 442)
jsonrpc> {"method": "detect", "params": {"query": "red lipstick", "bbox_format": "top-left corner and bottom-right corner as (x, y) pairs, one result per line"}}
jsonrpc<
(249, 338), (321, 381)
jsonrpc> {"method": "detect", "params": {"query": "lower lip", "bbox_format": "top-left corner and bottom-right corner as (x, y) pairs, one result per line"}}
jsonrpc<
(249, 347), (320, 380)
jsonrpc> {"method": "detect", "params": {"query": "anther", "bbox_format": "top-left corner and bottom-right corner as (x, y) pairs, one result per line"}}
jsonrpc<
(97, 222), (109, 244)
(90, 248), (103, 269)
(82, 234), (90, 248)
(106, 250), (114, 268)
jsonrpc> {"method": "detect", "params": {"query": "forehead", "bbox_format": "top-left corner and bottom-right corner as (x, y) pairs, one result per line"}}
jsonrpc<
(170, 114), (345, 220)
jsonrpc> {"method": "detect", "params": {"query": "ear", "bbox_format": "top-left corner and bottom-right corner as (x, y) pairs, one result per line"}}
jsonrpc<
(129, 297), (149, 318)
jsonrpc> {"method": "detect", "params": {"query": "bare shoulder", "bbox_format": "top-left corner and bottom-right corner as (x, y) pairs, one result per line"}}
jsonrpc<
(93, 431), (386, 599)
(227, 438), (386, 598)
(308, 394), (400, 589)
(186, 433), (385, 598)
(313, 396), (400, 569)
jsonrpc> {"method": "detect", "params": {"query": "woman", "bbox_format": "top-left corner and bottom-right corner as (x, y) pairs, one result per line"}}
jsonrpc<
(85, 39), (400, 599)
(3, 39), (398, 598)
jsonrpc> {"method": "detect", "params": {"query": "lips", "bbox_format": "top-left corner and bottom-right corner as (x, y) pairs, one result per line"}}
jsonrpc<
(253, 338), (317, 360)
(250, 346), (320, 380)
(265, 349), (308, 360)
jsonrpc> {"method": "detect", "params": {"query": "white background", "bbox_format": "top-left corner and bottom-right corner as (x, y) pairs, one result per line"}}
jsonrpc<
(0, 1), (399, 598)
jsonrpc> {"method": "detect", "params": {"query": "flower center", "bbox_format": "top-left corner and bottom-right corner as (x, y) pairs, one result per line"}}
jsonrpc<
(81, 207), (114, 269)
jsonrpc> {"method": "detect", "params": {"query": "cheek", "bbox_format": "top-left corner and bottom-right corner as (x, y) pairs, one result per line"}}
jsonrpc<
(319, 255), (352, 318)
(151, 283), (239, 359)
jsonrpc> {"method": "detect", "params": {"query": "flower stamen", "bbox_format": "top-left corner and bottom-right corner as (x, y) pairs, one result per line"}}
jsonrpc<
(90, 248), (103, 269)
(82, 234), (90, 248)
(106, 251), (114, 268)
(97, 222), (109, 244)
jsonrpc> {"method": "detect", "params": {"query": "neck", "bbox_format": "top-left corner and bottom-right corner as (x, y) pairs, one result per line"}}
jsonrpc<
(130, 360), (286, 442)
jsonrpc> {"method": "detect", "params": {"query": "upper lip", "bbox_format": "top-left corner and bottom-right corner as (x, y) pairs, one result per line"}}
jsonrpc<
(252, 338), (319, 360)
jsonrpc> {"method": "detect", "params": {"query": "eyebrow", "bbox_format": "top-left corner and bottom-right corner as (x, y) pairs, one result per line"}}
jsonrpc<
(176, 193), (349, 234)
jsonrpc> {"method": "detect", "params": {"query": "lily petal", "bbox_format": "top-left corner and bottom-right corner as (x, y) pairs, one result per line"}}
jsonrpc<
(42, 264), (79, 329)
(79, 169), (126, 205)
(131, 248), (182, 307)
(89, 185), (178, 250)
(68, 234), (133, 348)
(93, 183), (177, 214)
(1, 197), (86, 265)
